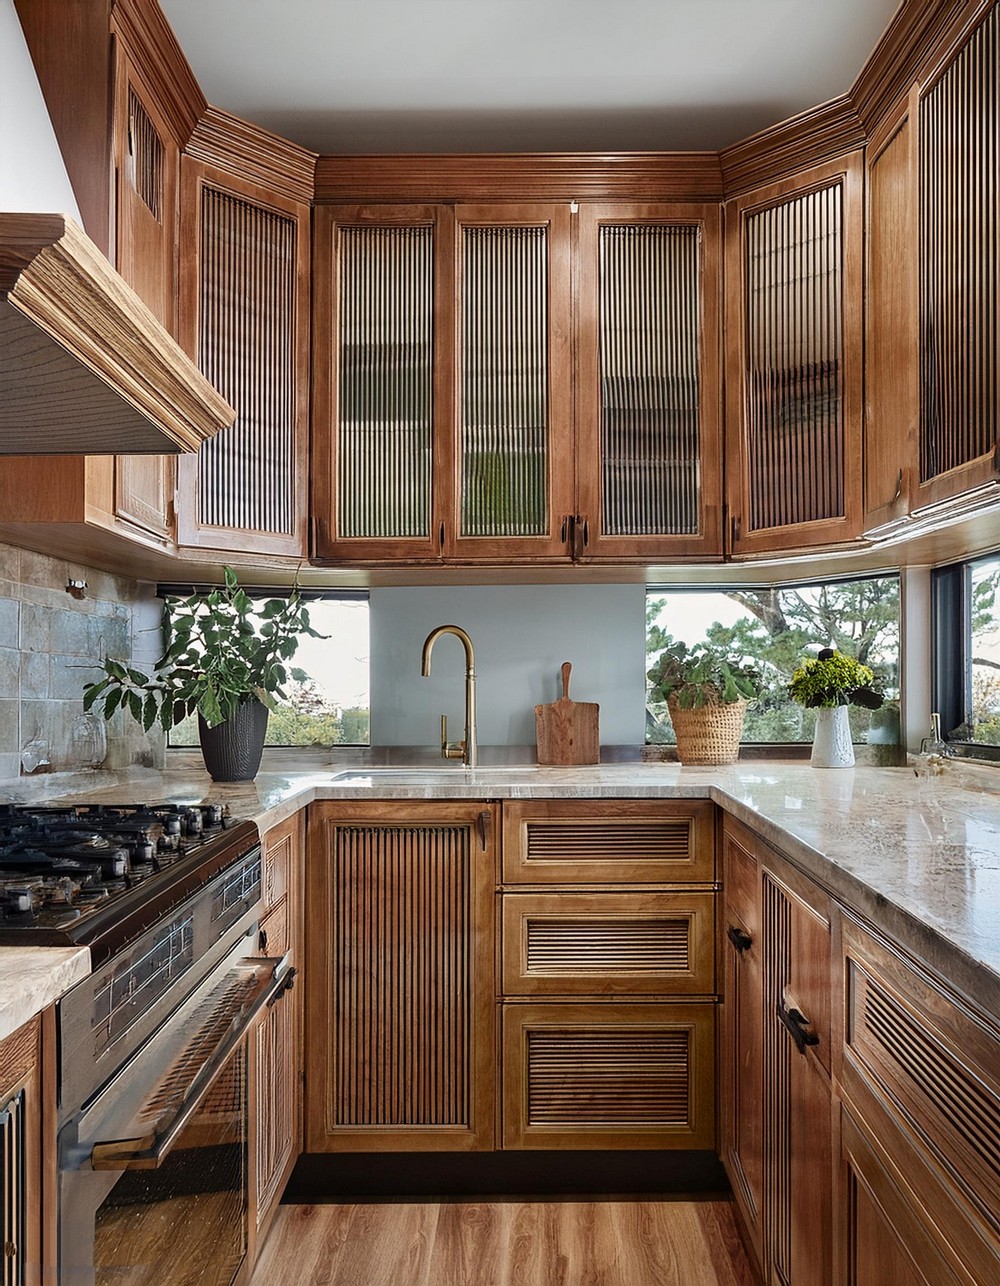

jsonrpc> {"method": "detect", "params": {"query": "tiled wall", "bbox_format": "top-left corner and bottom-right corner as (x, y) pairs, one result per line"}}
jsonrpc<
(0, 543), (165, 781)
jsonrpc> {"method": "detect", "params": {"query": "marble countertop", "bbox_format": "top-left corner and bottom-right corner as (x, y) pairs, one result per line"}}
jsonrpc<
(0, 945), (91, 1043)
(3, 758), (998, 1025)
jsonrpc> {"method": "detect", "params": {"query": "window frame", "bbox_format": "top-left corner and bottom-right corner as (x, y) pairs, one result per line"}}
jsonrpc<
(931, 552), (1000, 763)
(645, 571), (901, 749)
(156, 583), (371, 751)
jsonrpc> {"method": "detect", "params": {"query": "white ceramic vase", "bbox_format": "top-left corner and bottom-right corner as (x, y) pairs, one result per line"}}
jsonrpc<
(811, 705), (855, 768)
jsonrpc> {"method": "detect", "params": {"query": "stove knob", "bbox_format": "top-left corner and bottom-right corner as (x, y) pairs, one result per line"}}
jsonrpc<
(133, 834), (155, 865)
(162, 815), (182, 837)
(157, 835), (178, 854)
(183, 807), (203, 837)
(4, 885), (33, 914)
(108, 848), (129, 880)
(204, 805), (224, 827)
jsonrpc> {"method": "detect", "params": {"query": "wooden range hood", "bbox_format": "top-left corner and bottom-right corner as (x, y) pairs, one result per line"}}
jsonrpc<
(0, 212), (234, 454)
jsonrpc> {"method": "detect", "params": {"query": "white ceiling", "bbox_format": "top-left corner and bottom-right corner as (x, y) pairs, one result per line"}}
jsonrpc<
(159, 0), (901, 155)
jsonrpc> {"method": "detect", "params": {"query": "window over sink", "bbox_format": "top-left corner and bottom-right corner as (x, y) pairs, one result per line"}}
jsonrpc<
(932, 552), (1000, 759)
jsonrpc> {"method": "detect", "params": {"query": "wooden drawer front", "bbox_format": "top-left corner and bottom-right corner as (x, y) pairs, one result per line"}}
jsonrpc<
(502, 800), (715, 884)
(263, 825), (292, 911)
(258, 897), (289, 959)
(501, 892), (716, 996)
(502, 1002), (715, 1149)
(843, 918), (1000, 1238)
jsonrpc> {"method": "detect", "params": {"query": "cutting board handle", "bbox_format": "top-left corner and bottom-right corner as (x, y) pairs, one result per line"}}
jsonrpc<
(561, 661), (572, 700)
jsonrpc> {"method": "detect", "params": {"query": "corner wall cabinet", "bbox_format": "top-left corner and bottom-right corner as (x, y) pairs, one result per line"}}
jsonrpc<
(176, 159), (311, 558)
(305, 801), (498, 1152)
(864, 3), (999, 532)
(499, 800), (717, 1150)
(725, 153), (864, 554)
(311, 201), (723, 565)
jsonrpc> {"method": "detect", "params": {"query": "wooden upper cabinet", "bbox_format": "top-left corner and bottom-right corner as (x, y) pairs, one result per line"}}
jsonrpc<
(576, 203), (723, 559)
(864, 90), (919, 533)
(177, 159), (311, 557)
(725, 153), (864, 555)
(110, 37), (181, 542)
(312, 202), (574, 564)
(913, 4), (999, 510)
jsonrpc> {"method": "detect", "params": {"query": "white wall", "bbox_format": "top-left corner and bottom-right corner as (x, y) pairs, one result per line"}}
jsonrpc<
(371, 585), (646, 747)
(0, 0), (82, 219)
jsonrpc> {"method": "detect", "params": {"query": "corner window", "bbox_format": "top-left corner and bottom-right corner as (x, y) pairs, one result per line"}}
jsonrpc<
(646, 575), (900, 745)
(932, 552), (1000, 758)
(166, 592), (370, 748)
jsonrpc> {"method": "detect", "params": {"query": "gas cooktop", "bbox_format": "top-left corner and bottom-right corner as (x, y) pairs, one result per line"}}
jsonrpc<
(0, 803), (260, 961)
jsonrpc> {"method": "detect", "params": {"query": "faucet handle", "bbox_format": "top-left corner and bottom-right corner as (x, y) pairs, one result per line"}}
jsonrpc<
(440, 714), (466, 760)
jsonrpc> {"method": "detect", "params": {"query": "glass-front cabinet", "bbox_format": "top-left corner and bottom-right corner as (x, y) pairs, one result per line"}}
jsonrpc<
(311, 199), (722, 565)
(312, 203), (573, 564)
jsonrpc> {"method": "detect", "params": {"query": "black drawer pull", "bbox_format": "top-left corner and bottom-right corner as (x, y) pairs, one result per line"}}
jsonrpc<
(778, 1001), (820, 1055)
(727, 924), (753, 953)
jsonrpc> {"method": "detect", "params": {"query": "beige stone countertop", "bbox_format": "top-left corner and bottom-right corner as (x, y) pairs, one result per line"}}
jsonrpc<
(0, 945), (91, 1043)
(3, 758), (999, 1021)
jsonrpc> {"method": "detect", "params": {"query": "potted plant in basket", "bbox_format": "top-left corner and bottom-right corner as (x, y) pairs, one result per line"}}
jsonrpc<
(788, 647), (883, 768)
(647, 642), (763, 765)
(82, 568), (324, 781)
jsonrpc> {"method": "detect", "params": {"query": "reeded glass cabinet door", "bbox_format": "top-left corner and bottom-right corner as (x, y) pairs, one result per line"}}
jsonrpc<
(577, 204), (723, 559)
(725, 155), (863, 554)
(312, 204), (447, 561)
(313, 204), (573, 563)
(449, 205), (574, 560)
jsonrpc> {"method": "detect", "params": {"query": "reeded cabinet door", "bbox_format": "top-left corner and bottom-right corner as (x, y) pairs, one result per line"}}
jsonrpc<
(306, 802), (497, 1152)
(177, 159), (310, 556)
(720, 821), (765, 1274)
(312, 203), (574, 564)
(576, 203), (724, 559)
(762, 857), (833, 1286)
(725, 154), (864, 555)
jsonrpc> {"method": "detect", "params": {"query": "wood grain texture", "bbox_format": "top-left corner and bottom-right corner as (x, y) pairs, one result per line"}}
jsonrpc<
(1, 214), (235, 454)
(185, 107), (317, 204)
(250, 1199), (758, 1286)
(315, 154), (725, 204)
(535, 663), (600, 765)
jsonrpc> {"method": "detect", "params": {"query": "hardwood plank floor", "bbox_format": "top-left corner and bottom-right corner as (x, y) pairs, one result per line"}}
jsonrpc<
(250, 1200), (758, 1286)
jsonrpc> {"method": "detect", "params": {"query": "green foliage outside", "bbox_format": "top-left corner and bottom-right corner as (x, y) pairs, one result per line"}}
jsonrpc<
(646, 578), (901, 744)
(171, 679), (370, 748)
(970, 556), (1000, 745)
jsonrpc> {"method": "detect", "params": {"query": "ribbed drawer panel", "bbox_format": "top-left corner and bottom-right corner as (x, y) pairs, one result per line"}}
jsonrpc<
(850, 961), (1000, 1222)
(526, 917), (689, 974)
(526, 1028), (690, 1127)
(526, 820), (692, 863)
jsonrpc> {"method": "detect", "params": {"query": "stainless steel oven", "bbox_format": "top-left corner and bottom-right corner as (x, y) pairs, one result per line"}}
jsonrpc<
(0, 804), (288, 1286)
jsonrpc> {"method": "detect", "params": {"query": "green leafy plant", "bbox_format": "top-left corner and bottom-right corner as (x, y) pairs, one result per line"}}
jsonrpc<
(788, 647), (884, 710)
(83, 568), (325, 733)
(647, 641), (763, 710)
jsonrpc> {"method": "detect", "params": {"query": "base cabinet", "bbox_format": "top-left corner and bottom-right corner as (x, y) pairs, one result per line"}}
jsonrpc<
(305, 801), (498, 1152)
(721, 817), (833, 1286)
(836, 915), (1000, 1286)
(249, 813), (305, 1257)
(500, 800), (718, 1152)
(0, 1011), (53, 1286)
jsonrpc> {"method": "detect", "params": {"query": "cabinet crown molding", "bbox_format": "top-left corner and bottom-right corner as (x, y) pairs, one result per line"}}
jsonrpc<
(186, 107), (317, 205)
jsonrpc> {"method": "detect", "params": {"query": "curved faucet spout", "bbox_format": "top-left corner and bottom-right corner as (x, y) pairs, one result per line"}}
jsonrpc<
(420, 625), (477, 768)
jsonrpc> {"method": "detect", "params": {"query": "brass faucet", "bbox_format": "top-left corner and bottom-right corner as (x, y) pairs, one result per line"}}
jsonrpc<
(420, 625), (477, 768)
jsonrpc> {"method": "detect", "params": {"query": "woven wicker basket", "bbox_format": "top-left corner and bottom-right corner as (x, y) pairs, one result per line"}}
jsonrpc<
(667, 694), (747, 765)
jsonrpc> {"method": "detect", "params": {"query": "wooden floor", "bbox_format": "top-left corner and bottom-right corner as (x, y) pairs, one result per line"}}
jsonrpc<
(249, 1199), (758, 1286)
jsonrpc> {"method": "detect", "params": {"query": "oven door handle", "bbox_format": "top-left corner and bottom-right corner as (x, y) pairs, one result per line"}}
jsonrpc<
(90, 955), (287, 1172)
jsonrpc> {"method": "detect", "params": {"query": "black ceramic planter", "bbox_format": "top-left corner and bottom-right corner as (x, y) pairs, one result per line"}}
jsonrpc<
(198, 699), (269, 782)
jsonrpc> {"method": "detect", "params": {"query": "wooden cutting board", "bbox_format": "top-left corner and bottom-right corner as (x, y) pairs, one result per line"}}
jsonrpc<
(535, 662), (600, 765)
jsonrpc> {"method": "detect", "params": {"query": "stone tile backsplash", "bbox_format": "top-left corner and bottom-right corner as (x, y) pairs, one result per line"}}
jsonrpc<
(0, 543), (165, 782)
